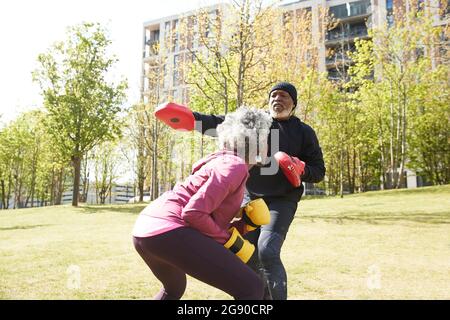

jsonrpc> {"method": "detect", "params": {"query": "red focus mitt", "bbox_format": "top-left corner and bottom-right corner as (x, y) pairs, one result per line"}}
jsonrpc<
(274, 151), (305, 187)
(154, 102), (195, 131)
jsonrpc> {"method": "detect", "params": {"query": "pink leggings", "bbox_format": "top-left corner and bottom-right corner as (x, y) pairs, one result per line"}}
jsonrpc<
(133, 227), (264, 300)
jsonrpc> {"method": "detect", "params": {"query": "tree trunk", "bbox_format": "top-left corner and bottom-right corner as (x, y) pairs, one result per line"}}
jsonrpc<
(30, 155), (37, 208)
(108, 173), (113, 204)
(224, 78), (229, 114)
(18, 176), (23, 208)
(168, 140), (173, 190)
(1, 179), (6, 209)
(388, 81), (399, 189)
(137, 124), (145, 202)
(30, 141), (40, 208)
(25, 195), (30, 208)
(151, 120), (158, 200)
(49, 167), (55, 205)
(378, 128), (386, 190)
(163, 139), (170, 192)
(80, 154), (89, 203)
(339, 148), (344, 198)
(13, 174), (18, 209)
(394, 99), (401, 189)
(346, 147), (355, 194)
(138, 174), (144, 202)
(55, 167), (64, 205)
(396, 85), (408, 189)
(72, 156), (81, 206)
(95, 177), (99, 204)
(6, 172), (12, 209)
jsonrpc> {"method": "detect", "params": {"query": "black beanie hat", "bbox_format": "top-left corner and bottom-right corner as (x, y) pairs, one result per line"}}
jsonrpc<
(269, 82), (297, 107)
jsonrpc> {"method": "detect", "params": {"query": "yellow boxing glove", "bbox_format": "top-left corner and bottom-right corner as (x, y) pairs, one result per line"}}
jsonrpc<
(223, 227), (255, 263)
(242, 198), (270, 232)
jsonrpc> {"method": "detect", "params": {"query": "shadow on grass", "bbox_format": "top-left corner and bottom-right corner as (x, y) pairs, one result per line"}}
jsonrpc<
(298, 211), (450, 225)
(80, 204), (148, 215)
(0, 224), (54, 231)
(344, 185), (450, 198)
(302, 185), (450, 200)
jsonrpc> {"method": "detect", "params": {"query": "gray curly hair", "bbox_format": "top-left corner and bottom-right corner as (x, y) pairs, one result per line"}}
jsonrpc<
(216, 106), (272, 164)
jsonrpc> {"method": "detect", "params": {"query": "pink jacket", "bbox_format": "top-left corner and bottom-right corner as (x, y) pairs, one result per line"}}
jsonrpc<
(132, 150), (250, 244)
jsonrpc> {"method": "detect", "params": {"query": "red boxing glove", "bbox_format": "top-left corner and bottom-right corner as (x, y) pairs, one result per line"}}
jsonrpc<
(154, 102), (195, 131)
(274, 151), (305, 187)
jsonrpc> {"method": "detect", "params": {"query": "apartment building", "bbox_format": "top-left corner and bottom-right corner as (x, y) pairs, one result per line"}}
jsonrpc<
(140, 0), (380, 100)
(281, 0), (380, 80)
(141, 0), (448, 99)
(141, 3), (230, 105)
(281, 0), (448, 80)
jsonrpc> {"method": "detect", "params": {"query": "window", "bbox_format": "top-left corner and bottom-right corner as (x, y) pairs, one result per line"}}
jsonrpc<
(386, 0), (393, 10)
(417, 0), (425, 11)
(147, 29), (160, 55)
(173, 36), (179, 52)
(330, 4), (349, 19)
(165, 21), (170, 34)
(163, 64), (168, 88)
(172, 19), (179, 52)
(386, 0), (394, 26)
(330, 1), (370, 19)
(349, 0), (370, 16)
(165, 21), (171, 49)
(150, 29), (160, 42)
(173, 55), (181, 86)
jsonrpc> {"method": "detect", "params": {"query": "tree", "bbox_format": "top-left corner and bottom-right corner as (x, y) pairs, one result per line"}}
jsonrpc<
(348, 6), (449, 189)
(0, 110), (69, 209)
(92, 141), (122, 204)
(181, 0), (284, 113)
(33, 22), (127, 206)
(122, 103), (152, 202)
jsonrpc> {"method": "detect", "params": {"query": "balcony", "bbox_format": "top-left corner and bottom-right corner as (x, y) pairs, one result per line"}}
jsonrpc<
(145, 39), (160, 56)
(326, 53), (352, 67)
(329, 1), (371, 22)
(325, 25), (368, 45)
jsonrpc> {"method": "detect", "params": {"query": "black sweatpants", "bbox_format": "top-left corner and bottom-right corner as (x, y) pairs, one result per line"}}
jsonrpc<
(133, 227), (264, 300)
(244, 197), (298, 300)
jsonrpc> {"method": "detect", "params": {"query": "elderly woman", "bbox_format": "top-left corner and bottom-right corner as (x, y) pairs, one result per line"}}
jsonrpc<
(132, 106), (272, 300)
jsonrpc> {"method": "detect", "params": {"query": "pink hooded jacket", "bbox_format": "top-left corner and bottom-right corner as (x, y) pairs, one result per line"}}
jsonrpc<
(132, 150), (250, 244)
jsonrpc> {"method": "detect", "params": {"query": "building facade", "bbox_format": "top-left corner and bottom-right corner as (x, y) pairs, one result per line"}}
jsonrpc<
(141, 0), (448, 96)
(141, 3), (229, 105)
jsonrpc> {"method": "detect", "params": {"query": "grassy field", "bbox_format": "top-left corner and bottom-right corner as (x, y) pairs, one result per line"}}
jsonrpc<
(1, 185), (449, 300)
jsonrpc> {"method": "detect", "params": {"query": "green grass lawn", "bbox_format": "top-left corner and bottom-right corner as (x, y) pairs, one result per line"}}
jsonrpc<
(1, 185), (449, 299)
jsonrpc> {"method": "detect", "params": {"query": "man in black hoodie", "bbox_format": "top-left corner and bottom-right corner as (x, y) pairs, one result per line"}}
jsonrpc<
(156, 82), (325, 299)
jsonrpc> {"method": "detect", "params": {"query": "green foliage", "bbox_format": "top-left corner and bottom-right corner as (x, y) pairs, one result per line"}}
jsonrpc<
(344, 10), (450, 189)
(407, 64), (450, 184)
(33, 22), (127, 159)
(0, 110), (70, 208)
(32, 22), (128, 205)
(187, 52), (239, 114)
(3, 5), (447, 204)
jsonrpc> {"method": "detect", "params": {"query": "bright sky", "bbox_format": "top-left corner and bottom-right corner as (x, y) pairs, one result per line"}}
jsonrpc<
(0, 0), (223, 126)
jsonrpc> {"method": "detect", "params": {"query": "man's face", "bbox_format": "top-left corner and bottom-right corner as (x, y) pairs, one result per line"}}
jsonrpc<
(269, 90), (295, 120)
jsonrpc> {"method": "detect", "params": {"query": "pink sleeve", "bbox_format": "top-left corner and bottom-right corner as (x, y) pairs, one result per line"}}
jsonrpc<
(181, 163), (247, 244)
